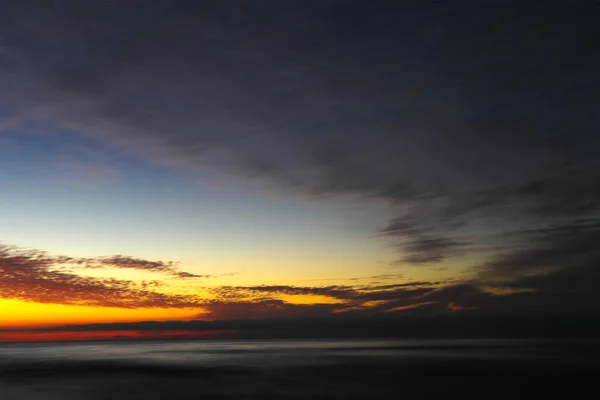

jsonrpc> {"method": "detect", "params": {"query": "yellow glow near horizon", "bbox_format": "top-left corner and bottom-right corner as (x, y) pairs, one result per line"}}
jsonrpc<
(278, 294), (342, 305)
(0, 299), (202, 329)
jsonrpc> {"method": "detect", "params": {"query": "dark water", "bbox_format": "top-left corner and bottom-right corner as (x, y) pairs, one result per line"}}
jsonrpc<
(0, 338), (598, 399)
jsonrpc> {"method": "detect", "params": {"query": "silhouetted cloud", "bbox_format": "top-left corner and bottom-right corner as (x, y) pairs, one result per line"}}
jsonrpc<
(0, 245), (209, 279)
(0, 242), (455, 314)
(379, 216), (465, 264)
(202, 281), (473, 318)
(211, 282), (440, 302)
(0, 244), (204, 308)
(3, 227), (598, 319)
(200, 300), (342, 320)
(478, 221), (600, 281)
(465, 220), (600, 314)
(82, 255), (210, 279)
(1, 237), (596, 325)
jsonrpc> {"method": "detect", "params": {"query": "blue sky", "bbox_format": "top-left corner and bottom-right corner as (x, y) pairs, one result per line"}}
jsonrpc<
(0, 129), (402, 284)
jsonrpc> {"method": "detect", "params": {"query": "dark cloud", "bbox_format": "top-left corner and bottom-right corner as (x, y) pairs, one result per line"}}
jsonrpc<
(0, 245), (210, 279)
(0, 242), (457, 315)
(477, 221), (600, 281)
(0, 0), (598, 315)
(495, 264), (600, 314)
(210, 282), (440, 303)
(379, 216), (465, 264)
(0, 244), (203, 308)
(2, 1), (596, 270)
(203, 281), (472, 318)
(1, 238), (595, 321)
(466, 220), (600, 315)
(82, 255), (210, 279)
(200, 300), (340, 321)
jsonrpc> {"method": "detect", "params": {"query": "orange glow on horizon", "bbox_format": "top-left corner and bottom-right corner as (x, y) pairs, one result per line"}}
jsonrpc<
(0, 329), (237, 343)
(0, 299), (204, 329)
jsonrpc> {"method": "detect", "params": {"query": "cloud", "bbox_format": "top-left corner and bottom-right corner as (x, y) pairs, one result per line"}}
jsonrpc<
(202, 281), (463, 318)
(81, 255), (210, 279)
(0, 240), (471, 317)
(0, 245), (210, 280)
(0, 244), (204, 308)
(2, 237), (596, 321)
(2, 226), (598, 320)
(0, 1), (598, 308)
(379, 216), (465, 264)
(200, 300), (341, 321)
(0, 241), (457, 315)
(477, 221), (600, 281)
(300, 273), (406, 283)
(465, 220), (600, 315)
(210, 282), (439, 302)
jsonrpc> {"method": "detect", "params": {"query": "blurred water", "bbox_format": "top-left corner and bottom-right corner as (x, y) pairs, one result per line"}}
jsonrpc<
(0, 338), (596, 368)
(0, 338), (597, 399)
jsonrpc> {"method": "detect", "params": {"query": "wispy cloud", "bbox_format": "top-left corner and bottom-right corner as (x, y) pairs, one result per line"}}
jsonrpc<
(3, 235), (599, 319)
(0, 244), (205, 308)
(0, 242), (458, 315)
(79, 255), (210, 279)
(203, 281), (460, 318)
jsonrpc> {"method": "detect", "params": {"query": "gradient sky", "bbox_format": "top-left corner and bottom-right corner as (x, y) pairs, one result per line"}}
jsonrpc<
(0, 0), (598, 341)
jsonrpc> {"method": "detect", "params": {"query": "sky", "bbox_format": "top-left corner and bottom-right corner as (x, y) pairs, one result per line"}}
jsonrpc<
(0, 0), (598, 341)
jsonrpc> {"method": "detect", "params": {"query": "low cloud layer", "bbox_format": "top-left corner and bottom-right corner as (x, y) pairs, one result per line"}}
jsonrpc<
(0, 242), (475, 318)
(1, 242), (454, 316)
(2, 238), (598, 321)
(0, 244), (204, 308)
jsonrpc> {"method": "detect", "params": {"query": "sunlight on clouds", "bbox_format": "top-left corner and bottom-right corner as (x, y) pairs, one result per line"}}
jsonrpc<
(277, 294), (343, 305)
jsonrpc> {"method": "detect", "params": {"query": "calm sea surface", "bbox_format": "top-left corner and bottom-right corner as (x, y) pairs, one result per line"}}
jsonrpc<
(0, 338), (597, 399)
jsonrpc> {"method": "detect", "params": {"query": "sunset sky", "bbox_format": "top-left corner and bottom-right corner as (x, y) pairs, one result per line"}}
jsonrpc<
(0, 1), (598, 341)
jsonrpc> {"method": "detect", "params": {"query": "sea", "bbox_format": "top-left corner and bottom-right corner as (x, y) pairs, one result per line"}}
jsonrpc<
(0, 338), (598, 399)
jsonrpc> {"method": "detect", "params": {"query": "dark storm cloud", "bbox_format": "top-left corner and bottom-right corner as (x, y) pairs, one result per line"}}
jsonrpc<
(1, 0), (599, 310)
